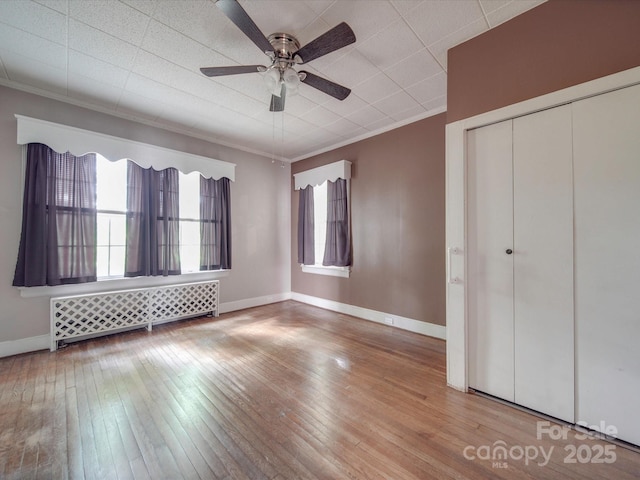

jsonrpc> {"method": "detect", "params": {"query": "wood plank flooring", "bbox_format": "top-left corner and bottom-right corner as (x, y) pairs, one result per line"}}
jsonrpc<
(0, 300), (638, 479)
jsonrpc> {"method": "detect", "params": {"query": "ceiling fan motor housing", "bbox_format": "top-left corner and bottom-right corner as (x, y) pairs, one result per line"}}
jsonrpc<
(268, 33), (301, 69)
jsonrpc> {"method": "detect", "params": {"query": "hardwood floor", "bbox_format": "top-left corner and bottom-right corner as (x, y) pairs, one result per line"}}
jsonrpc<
(0, 301), (638, 479)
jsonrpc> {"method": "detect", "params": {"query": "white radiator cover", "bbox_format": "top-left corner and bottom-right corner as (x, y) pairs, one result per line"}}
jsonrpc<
(50, 280), (219, 351)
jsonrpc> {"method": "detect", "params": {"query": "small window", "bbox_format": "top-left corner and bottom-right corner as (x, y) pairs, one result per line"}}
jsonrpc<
(294, 160), (352, 278)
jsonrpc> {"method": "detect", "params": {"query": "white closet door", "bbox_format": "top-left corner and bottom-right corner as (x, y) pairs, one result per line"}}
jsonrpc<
(513, 105), (575, 422)
(467, 120), (515, 401)
(573, 83), (640, 446)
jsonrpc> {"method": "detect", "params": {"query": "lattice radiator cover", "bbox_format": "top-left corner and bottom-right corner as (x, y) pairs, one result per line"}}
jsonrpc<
(50, 280), (219, 351)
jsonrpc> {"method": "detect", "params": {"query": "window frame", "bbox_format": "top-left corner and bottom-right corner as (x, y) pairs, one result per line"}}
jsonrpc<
(294, 160), (352, 278)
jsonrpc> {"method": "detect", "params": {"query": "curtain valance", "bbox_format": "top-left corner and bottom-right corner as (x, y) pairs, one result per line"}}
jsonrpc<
(293, 160), (351, 190)
(16, 115), (235, 181)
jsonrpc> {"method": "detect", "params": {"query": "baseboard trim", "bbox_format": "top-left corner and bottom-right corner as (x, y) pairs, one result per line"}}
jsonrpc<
(219, 292), (293, 314)
(291, 292), (446, 340)
(0, 334), (50, 358)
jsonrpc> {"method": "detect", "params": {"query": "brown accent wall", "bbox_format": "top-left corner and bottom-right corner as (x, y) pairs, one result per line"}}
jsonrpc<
(291, 113), (446, 326)
(447, 0), (640, 123)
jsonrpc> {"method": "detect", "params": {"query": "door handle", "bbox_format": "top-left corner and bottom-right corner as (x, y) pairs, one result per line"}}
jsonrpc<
(506, 249), (513, 255)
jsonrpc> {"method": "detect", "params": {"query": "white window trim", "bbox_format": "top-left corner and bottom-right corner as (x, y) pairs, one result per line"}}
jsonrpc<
(301, 265), (351, 278)
(18, 270), (230, 298)
(15, 115), (235, 180)
(293, 159), (351, 190)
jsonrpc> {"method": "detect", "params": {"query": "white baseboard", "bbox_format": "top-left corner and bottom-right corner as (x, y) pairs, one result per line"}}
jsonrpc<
(291, 292), (446, 340)
(0, 292), (443, 359)
(0, 334), (49, 358)
(219, 292), (292, 314)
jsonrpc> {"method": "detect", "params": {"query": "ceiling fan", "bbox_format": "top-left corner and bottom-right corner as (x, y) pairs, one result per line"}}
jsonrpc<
(200, 0), (356, 112)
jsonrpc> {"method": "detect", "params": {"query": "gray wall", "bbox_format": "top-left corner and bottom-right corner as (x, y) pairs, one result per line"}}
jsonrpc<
(291, 113), (446, 327)
(0, 85), (290, 344)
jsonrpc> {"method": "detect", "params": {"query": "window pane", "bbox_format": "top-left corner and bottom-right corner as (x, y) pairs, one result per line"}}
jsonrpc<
(110, 214), (126, 246)
(96, 213), (111, 245)
(96, 155), (127, 211)
(179, 172), (200, 220)
(109, 246), (126, 277)
(180, 220), (200, 273)
(313, 181), (327, 264)
(96, 246), (110, 277)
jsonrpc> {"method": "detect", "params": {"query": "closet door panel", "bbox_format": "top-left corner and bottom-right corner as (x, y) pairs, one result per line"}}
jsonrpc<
(573, 83), (640, 446)
(513, 105), (574, 422)
(467, 120), (514, 401)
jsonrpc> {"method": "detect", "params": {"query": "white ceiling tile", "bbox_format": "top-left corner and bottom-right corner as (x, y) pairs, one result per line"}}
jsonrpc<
(487, 0), (546, 28)
(240, 0), (318, 40)
(33, 0), (68, 15)
(319, 49), (379, 90)
(364, 115), (396, 132)
(423, 93), (446, 111)
(303, 0), (335, 16)
(2, 51), (67, 94)
(213, 72), (272, 103)
(427, 17), (488, 68)
(353, 72), (400, 104)
(282, 116), (319, 137)
(405, 71), (446, 104)
(345, 104), (387, 127)
(69, 0), (151, 45)
(323, 117), (366, 137)
(142, 20), (231, 74)
(121, 0), (157, 16)
(322, 91), (368, 117)
(0, 0), (67, 44)
(68, 50), (129, 88)
(390, 103), (426, 122)
(384, 48), (442, 88)
(0, 24), (67, 68)
(67, 74), (122, 109)
(300, 104), (343, 127)
(372, 89), (418, 117)
(278, 93), (319, 118)
(391, 0), (425, 16)
(68, 19), (139, 69)
(479, 0), (511, 15)
(322, 0), (402, 43)
(405, 0), (485, 46)
(357, 19), (424, 71)
(116, 90), (165, 121)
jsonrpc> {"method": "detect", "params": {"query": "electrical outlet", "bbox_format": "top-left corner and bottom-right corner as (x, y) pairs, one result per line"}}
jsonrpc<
(384, 316), (394, 326)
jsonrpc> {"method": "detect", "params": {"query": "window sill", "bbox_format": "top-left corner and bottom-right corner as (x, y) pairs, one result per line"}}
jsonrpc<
(301, 265), (351, 278)
(18, 270), (230, 298)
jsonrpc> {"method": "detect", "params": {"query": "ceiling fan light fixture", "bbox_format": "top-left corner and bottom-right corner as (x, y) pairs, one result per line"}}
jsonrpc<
(283, 67), (300, 95)
(264, 68), (282, 96)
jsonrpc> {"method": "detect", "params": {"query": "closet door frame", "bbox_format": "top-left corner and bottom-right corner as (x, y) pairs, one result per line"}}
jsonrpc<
(445, 65), (640, 392)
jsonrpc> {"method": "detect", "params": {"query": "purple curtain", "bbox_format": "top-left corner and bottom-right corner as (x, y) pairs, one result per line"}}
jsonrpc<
(200, 176), (231, 270)
(323, 178), (351, 267)
(125, 162), (180, 277)
(297, 185), (315, 265)
(13, 143), (97, 286)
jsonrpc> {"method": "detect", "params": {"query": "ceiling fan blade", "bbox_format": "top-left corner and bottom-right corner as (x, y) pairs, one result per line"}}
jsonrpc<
(216, 0), (274, 54)
(269, 84), (286, 112)
(200, 65), (264, 77)
(295, 22), (356, 64)
(300, 71), (351, 101)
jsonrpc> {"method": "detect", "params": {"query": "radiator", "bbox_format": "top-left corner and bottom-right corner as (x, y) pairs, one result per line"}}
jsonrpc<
(50, 280), (219, 351)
